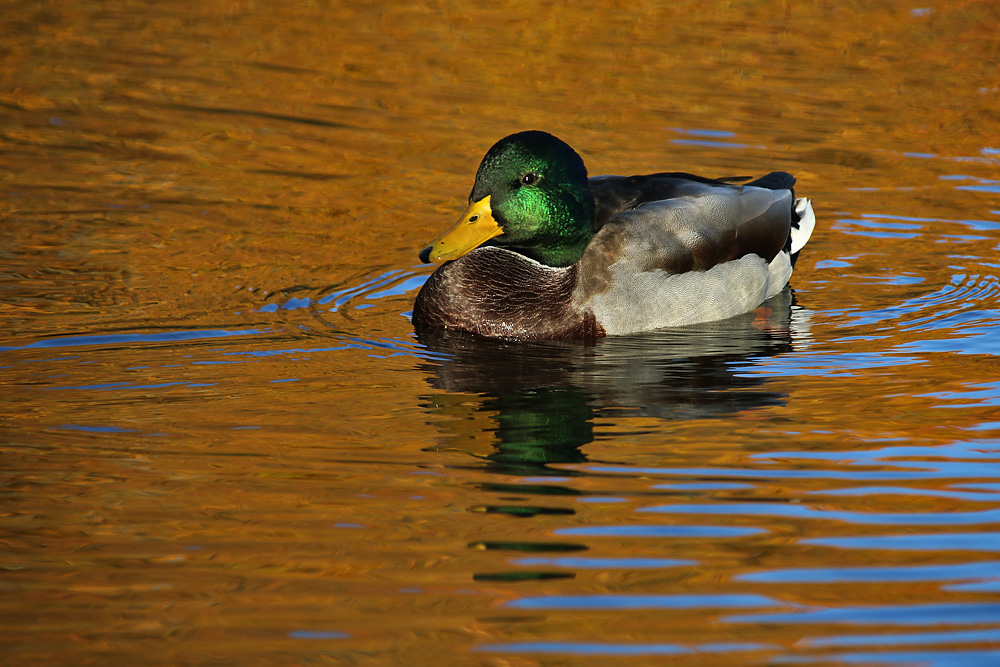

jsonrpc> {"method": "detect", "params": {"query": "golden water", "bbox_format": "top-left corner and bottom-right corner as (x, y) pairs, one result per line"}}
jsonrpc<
(3, 1), (1000, 664)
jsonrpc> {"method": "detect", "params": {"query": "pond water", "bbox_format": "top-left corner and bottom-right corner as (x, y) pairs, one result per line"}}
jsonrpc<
(3, 1), (1000, 664)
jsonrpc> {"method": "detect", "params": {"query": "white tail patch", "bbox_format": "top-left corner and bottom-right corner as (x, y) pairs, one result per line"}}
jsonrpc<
(791, 197), (815, 255)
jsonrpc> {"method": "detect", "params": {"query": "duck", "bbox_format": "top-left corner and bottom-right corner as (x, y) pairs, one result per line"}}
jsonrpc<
(413, 130), (815, 339)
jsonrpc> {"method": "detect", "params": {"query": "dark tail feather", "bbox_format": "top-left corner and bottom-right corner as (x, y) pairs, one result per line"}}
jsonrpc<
(747, 171), (796, 191)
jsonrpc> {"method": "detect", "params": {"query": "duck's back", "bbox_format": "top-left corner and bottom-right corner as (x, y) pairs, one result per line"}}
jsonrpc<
(574, 173), (800, 334)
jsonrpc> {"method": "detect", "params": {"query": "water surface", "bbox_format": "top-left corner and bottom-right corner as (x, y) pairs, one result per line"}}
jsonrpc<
(3, 1), (1000, 664)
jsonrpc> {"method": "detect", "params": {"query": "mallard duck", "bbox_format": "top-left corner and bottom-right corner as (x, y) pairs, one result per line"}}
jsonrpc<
(413, 130), (815, 339)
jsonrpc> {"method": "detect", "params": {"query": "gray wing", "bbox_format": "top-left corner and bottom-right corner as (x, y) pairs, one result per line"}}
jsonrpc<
(583, 181), (794, 275)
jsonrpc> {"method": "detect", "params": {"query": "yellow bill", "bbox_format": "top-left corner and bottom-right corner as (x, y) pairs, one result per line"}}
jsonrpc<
(419, 196), (503, 263)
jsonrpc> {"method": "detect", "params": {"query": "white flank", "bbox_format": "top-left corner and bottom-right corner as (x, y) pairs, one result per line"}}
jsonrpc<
(588, 252), (793, 335)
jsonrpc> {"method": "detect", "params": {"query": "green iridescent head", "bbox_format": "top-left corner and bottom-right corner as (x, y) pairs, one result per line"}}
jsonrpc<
(419, 131), (596, 268)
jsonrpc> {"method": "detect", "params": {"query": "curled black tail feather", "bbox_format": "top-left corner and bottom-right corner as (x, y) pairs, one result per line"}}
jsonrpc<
(747, 171), (796, 192)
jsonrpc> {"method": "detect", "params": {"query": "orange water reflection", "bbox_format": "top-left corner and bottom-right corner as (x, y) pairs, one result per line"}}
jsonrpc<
(3, 0), (1000, 663)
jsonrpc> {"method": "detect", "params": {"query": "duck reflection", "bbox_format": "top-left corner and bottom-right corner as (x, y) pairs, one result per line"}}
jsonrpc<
(417, 287), (806, 476)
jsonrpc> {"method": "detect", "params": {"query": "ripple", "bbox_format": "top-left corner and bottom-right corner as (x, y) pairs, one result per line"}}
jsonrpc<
(825, 273), (1000, 340)
(862, 212), (1000, 232)
(476, 641), (689, 656)
(55, 424), (140, 433)
(554, 525), (763, 538)
(220, 335), (438, 362)
(805, 628), (1000, 649)
(668, 127), (737, 138)
(815, 258), (852, 269)
(45, 380), (191, 392)
(810, 486), (1000, 503)
(474, 640), (773, 655)
(835, 217), (922, 240)
(0, 328), (265, 352)
(512, 556), (695, 569)
(731, 351), (926, 379)
(310, 268), (427, 312)
(898, 331), (1000, 357)
(792, 648), (1000, 666)
(754, 442), (1000, 462)
(640, 503), (1000, 526)
(729, 602), (1000, 626)
(585, 465), (1000, 481)
(671, 138), (766, 150)
(943, 580), (1000, 593)
(737, 561), (1000, 584)
(507, 593), (778, 610)
(802, 532), (1000, 552)
(287, 630), (350, 640)
(651, 482), (754, 491)
(918, 382), (1000, 408)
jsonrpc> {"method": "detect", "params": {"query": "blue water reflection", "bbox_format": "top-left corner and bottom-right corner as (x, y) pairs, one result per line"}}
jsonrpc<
(0, 328), (264, 352)
(812, 486), (1000, 502)
(796, 649), (1000, 666)
(287, 630), (350, 640)
(729, 602), (1000, 625)
(512, 556), (694, 569)
(508, 593), (778, 610)
(802, 532), (1000, 552)
(585, 465), (998, 481)
(475, 640), (773, 655)
(555, 525), (764, 538)
(640, 503), (1000, 525)
(738, 561), (1000, 584)
(805, 628), (1000, 649)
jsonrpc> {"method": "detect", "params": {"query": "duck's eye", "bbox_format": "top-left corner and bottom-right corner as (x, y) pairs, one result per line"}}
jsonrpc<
(521, 173), (538, 186)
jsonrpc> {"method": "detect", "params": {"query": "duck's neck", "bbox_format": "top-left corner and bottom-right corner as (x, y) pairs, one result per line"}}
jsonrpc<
(519, 229), (591, 267)
(506, 191), (595, 268)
